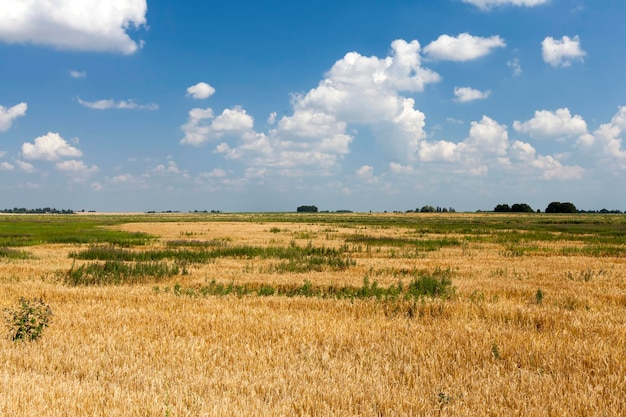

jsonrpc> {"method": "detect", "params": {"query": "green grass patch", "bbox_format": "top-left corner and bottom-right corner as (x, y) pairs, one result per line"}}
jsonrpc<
(0, 247), (33, 260)
(344, 234), (461, 251)
(0, 215), (154, 247)
(70, 243), (356, 272)
(65, 261), (180, 286)
(168, 269), (454, 301)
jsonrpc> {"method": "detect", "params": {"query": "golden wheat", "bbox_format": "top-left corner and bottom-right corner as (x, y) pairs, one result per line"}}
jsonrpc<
(1, 214), (625, 416)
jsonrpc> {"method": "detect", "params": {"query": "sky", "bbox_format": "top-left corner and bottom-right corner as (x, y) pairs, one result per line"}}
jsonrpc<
(1, 0), (626, 213)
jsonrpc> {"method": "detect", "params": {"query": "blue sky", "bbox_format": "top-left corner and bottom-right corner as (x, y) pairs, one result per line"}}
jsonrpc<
(1, 0), (626, 212)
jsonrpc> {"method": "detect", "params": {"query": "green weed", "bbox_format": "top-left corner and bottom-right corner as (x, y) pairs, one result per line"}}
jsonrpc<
(3, 297), (52, 342)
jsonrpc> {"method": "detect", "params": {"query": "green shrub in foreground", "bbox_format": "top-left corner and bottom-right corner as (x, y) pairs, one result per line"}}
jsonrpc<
(3, 298), (52, 342)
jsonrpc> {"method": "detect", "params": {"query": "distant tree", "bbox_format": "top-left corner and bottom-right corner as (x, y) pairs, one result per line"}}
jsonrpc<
(545, 201), (577, 213)
(494, 204), (510, 213)
(296, 205), (318, 213)
(420, 205), (436, 213)
(511, 203), (534, 213)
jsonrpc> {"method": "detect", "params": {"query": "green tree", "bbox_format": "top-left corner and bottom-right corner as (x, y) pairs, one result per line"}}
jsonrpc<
(545, 201), (577, 213)
(296, 205), (318, 213)
(511, 203), (534, 213)
(494, 204), (510, 212)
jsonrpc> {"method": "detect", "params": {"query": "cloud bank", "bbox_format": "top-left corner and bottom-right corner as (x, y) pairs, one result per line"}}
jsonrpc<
(77, 97), (158, 110)
(463, 0), (549, 11)
(0, 0), (147, 54)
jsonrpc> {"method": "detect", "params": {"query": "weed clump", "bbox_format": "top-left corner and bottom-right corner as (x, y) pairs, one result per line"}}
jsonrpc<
(3, 297), (52, 342)
(65, 261), (180, 286)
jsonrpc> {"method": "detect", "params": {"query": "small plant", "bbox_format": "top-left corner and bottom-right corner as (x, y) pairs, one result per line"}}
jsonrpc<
(3, 297), (52, 342)
(491, 343), (501, 360)
(535, 288), (544, 305)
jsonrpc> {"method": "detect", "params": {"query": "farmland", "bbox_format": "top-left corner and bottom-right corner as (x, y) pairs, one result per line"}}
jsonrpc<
(1, 212), (625, 416)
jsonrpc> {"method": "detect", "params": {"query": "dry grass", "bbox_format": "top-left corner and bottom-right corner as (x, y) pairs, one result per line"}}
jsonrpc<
(1, 214), (625, 416)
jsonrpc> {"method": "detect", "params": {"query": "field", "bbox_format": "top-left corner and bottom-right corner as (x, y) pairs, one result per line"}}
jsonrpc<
(1, 212), (625, 416)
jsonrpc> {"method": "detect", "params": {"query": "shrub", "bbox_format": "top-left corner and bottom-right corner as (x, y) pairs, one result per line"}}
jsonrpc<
(3, 297), (52, 342)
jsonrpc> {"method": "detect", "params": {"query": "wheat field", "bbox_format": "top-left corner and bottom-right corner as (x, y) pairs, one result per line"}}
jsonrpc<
(1, 213), (625, 416)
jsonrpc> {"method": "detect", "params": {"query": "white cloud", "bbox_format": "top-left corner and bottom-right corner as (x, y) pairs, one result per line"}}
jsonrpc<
(56, 159), (99, 178)
(463, 0), (549, 10)
(15, 160), (37, 173)
(507, 58), (522, 76)
(389, 162), (415, 175)
(578, 106), (626, 160)
(267, 112), (277, 125)
(22, 132), (82, 161)
(542, 35), (586, 67)
(110, 173), (137, 184)
(0, 102), (27, 132)
(509, 140), (536, 162)
(423, 33), (505, 61)
(180, 106), (254, 146)
(416, 115), (583, 180)
(151, 160), (189, 178)
(531, 155), (585, 180)
(77, 97), (158, 110)
(212, 107), (254, 132)
(465, 116), (510, 156)
(513, 108), (587, 139)
(70, 70), (86, 78)
(355, 165), (377, 183)
(201, 168), (228, 178)
(182, 39), (443, 176)
(454, 87), (491, 103)
(186, 82), (215, 100)
(0, 162), (14, 171)
(0, 0), (147, 54)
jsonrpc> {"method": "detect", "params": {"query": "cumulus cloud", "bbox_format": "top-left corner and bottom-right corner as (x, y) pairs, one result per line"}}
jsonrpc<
(542, 35), (586, 67)
(186, 82), (215, 100)
(77, 97), (158, 110)
(463, 0), (549, 10)
(454, 87), (491, 103)
(513, 108), (587, 139)
(56, 159), (99, 178)
(0, 0), (147, 54)
(414, 115), (584, 180)
(423, 33), (505, 61)
(180, 106), (254, 146)
(0, 102), (27, 132)
(577, 106), (626, 161)
(531, 155), (585, 180)
(22, 132), (82, 161)
(355, 165), (377, 183)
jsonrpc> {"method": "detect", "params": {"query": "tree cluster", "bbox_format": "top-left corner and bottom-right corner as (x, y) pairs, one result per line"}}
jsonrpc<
(406, 206), (456, 213)
(545, 201), (577, 213)
(494, 203), (534, 213)
(296, 205), (318, 213)
(1, 207), (74, 214)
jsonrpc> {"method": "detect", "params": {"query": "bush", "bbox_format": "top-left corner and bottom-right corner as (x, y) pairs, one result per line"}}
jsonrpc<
(3, 297), (52, 342)
(545, 201), (577, 213)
